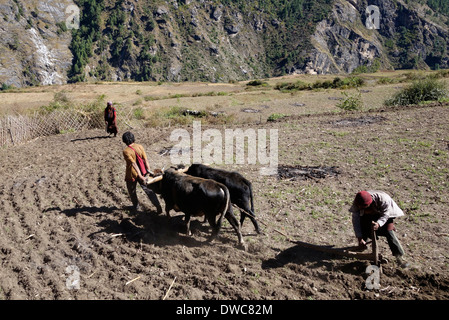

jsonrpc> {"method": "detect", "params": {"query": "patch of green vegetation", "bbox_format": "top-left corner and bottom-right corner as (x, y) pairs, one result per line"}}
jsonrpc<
(143, 91), (229, 102)
(39, 93), (106, 115)
(274, 76), (365, 93)
(326, 130), (350, 137)
(351, 59), (381, 74)
(68, 0), (104, 83)
(376, 77), (397, 85)
(133, 107), (145, 120)
(267, 113), (287, 121)
(384, 77), (448, 106)
(65, 0), (334, 83)
(336, 90), (363, 111)
(0, 83), (14, 91)
(246, 80), (269, 87)
(427, 0), (449, 21)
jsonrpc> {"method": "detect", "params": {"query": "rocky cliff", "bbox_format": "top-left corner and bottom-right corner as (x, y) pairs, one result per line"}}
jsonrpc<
(0, 0), (448, 88)
(299, 0), (449, 75)
(0, 0), (74, 87)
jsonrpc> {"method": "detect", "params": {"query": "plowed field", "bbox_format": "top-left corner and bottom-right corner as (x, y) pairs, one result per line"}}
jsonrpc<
(1, 100), (448, 301)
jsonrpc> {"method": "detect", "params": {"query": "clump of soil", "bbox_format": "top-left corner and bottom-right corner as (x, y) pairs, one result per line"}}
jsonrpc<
(331, 116), (387, 127)
(277, 165), (340, 181)
(158, 146), (172, 156)
(241, 108), (261, 113)
(158, 146), (191, 157)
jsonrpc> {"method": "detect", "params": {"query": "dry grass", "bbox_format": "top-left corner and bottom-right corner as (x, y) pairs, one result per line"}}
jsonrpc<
(1, 70), (448, 122)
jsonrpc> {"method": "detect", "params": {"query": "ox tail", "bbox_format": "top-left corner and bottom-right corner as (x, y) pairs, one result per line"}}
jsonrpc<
(248, 181), (254, 214)
(217, 182), (230, 231)
(246, 180), (261, 234)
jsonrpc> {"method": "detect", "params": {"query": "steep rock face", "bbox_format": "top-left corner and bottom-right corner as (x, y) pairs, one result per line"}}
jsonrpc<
(371, 0), (449, 70)
(298, 0), (449, 74)
(302, 0), (385, 74)
(0, 0), (74, 87)
(1, 0), (449, 87)
(81, 0), (274, 84)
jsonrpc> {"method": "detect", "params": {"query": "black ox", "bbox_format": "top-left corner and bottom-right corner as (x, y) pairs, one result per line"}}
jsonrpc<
(186, 163), (261, 234)
(146, 167), (245, 247)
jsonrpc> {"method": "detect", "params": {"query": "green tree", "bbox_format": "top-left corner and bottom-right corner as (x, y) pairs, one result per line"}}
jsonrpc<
(68, 0), (104, 82)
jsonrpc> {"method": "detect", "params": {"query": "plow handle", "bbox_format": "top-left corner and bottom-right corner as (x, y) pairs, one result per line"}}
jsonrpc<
(372, 229), (379, 266)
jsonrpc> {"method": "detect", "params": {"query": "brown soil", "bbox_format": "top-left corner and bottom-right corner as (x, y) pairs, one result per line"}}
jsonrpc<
(0, 103), (448, 301)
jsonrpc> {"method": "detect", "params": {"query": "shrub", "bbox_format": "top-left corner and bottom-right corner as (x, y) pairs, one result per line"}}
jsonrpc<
(351, 59), (381, 74)
(274, 76), (365, 93)
(133, 107), (145, 120)
(274, 81), (307, 92)
(246, 80), (269, 87)
(0, 83), (13, 91)
(336, 90), (363, 111)
(321, 80), (333, 89)
(312, 80), (323, 89)
(40, 91), (73, 113)
(377, 77), (396, 85)
(384, 78), (448, 106)
(267, 113), (287, 121)
(342, 76), (365, 88)
(82, 94), (106, 113)
(430, 69), (449, 79)
(332, 77), (343, 88)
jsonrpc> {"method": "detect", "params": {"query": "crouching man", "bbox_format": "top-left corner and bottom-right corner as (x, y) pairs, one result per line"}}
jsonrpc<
(349, 190), (408, 268)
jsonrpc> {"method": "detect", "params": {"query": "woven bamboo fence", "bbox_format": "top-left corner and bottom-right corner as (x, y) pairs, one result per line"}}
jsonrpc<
(0, 108), (145, 147)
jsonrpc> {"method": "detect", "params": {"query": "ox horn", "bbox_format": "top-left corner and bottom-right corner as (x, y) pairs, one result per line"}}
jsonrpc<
(145, 166), (189, 185)
(177, 166), (189, 173)
(145, 175), (163, 185)
(145, 166), (165, 185)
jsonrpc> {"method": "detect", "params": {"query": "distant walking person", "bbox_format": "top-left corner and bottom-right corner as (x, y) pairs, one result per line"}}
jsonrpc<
(122, 131), (162, 214)
(104, 101), (118, 137)
(349, 190), (409, 268)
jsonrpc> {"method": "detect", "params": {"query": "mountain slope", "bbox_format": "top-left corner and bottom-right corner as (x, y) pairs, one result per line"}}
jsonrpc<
(0, 0), (74, 88)
(66, 0), (334, 83)
(0, 0), (448, 88)
(293, 0), (449, 74)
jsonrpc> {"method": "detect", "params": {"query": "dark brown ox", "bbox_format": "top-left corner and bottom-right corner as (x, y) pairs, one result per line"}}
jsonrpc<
(185, 164), (260, 234)
(146, 168), (245, 247)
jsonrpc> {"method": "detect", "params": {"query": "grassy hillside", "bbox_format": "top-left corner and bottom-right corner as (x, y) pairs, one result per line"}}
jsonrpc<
(426, 0), (449, 19)
(65, 0), (449, 84)
(67, 0), (334, 83)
